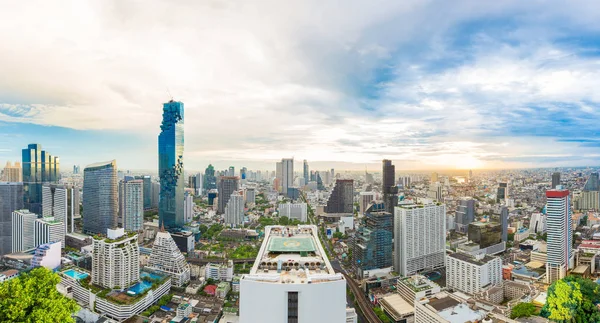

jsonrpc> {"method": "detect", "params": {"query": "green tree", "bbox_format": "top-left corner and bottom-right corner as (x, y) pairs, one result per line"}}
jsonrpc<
(199, 224), (208, 234)
(278, 216), (289, 225)
(333, 232), (344, 239)
(542, 279), (583, 321)
(511, 303), (537, 319)
(373, 307), (391, 323)
(0, 267), (79, 323)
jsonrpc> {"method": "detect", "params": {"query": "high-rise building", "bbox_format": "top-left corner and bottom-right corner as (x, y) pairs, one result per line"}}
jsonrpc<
(497, 182), (508, 202)
(365, 169), (374, 185)
(324, 179), (354, 214)
(31, 241), (61, 270)
(151, 182), (160, 209)
(467, 222), (502, 249)
(22, 144), (59, 214)
(428, 182), (443, 201)
(92, 228), (140, 289)
(224, 191), (244, 227)
(134, 175), (152, 210)
(430, 172), (438, 183)
(217, 176), (239, 214)
(184, 192), (194, 224)
(359, 192), (375, 215)
(195, 173), (203, 196)
(34, 216), (64, 248)
(530, 212), (547, 233)
(446, 253), (502, 295)
(42, 184), (79, 234)
(303, 160), (309, 184)
(546, 188), (572, 283)
(158, 100), (185, 229)
(382, 160), (398, 214)
(1, 161), (22, 182)
(579, 173), (600, 210)
(11, 209), (36, 253)
(246, 188), (256, 204)
(240, 226), (347, 323)
(73, 165), (80, 174)
(353, 205), (393, 278)
(278, 203), (307, 222)
(147, 231), (191, 287)
(454, 199), (475, 233)
(551, 172), (561, 189)
(0, 182), (23, 255)
(228, 166), (235, 177)
(394, 202), (446, 277)
(275, 161), (283, 193)
(83, 160), (118, 235)
(500, 207), (508, 242)
(281, 158), (294, 197)
(204, 164), (216, 191)
(119, 178), (143, 232)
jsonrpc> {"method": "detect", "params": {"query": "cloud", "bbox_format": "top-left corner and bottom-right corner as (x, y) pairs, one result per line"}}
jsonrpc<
(1, 0), (600, 169)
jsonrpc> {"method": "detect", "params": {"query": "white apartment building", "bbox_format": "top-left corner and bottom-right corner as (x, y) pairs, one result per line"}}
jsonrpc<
(92, 228), (140, 289)
(147, 231), (191, 287)
(246, 188), (256, 204)
(240, 225), (347, 323)
(224, 192), (244, 227)
(205, 261), (234, 282)
(281, 158), (294, 197)
(394, 203), (446, 276)
(31, 241), (61, 270)
(119, 179), (143, 231)
(546, 189), (573, 283)
(11, 209), (37, 253)
(446, 252), (502, 295)
(184, 192), (194, 224)
(530, 212), (546, 234)
(278, 202), (308, 222)
(34, 217), (65, 248)
(42, 184), (79, 235)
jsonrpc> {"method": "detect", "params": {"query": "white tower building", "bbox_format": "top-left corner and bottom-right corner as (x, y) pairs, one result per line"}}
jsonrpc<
(224, 192), (244, 227)
(281, 158), (294, 197)
(446, 253), (502, 295)
(34, 217), (65, 248)
(119, 179), (144, 231)
(11, 209), (37, 253)
(546, 188), (572, 283)
(147, 231), (191, 287)
(43, 184), (80, 234)
(184, 192), (194, 224)
(92, 228), (140, 289)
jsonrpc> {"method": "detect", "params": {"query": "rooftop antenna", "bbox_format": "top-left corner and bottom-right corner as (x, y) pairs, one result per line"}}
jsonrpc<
(166, 87), (173, 102)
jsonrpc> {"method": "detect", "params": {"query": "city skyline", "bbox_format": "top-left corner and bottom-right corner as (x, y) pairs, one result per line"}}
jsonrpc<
(2, 2), (600, 171)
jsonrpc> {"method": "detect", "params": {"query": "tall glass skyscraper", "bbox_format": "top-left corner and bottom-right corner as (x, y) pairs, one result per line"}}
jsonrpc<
(83, 160), (118, 235)
(22, 143), (60, 214)
(158, 100), (185, 229)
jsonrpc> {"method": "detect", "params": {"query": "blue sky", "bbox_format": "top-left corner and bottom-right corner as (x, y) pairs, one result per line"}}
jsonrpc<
(2, 0), (600, 171)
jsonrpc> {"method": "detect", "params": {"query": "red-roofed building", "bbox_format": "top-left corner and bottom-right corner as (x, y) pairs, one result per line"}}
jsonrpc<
(0, 269), (19, 283)
(204, 284), (217, 296)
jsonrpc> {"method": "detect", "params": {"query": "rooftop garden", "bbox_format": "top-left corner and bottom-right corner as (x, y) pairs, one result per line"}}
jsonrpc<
(80, 271), (169, 305)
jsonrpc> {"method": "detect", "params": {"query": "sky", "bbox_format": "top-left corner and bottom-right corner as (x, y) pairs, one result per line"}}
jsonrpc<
(2, 0), (600, 172)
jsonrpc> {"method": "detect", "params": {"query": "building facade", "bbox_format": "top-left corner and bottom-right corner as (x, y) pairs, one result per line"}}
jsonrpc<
(455, 199), (475, 233)
(42, 184), (79, 235)
(218, 176), (239, 214)
(353, 209), (393, 278)
(22, 143), (59, 214)
(446, 253), (502, 295)
(147, 231), (191, 287)
(281, 158), (294, 197)
(1, 161), (22, 182)
(0, 182), (24, 255)
(83, 161), (118, 235)
(158, 100), (185, 229)
(11, 209), (37, 253)
(34, 217), (64, 248)
(382, 159), (398, 214)
(224, 192), (244, 227)
(119, 178), (144, 231)
(325, 179), (354, 214)
(92, 229), (140, 289)
(278, 203), (307, 222)
(546, 188), (572, 283)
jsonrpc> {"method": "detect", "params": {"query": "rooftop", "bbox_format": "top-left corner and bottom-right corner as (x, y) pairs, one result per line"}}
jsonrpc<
(380, 294), (414, 320)
(448, 252), (498, 266)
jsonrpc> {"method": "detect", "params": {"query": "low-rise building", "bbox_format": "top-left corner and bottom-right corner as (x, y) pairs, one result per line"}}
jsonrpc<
(216, 281), (231, 299)
(397, 275), (441, 303)
(205, 261), (234, 282)
(414, 292), (487, 323)
(446, 253), (502, 295)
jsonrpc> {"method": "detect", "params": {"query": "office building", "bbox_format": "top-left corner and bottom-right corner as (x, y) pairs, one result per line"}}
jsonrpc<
(204, 164), (216, 191)
(218, 176), (239, 214)
(325, 179), (354, 214)
(31, 241), (61, 270)
(303, 160), (309, 184)
(551, 172), (561, 189)
(119, 178), (144, 231)
(184, 192), (194, 224)
(579, 173), (600, 210)
(83, 160), (118, 235)
(11, 209), (37, 253)
(455, 199), (475, 233)
(224, 191), (244, 226)
(275, 162), (283, 193)
(22, 143), (60, 214)
(546, 188), (572, 283)
(500, 206), (508, 242)
(530, 212), (547, 233)
(205, 261), (234, 282)
(399, 176), (411, 189)
(73, 165), (80, 174)
(171, 231), (195, 253)
(158, 100), (185, 229)
(147, 231), (191, 287)
(34, 216), (64, 248)
(353, 206), (393, 278)
(382, 160), (398, 214)
(281, 158), (294, 197)
(278, 203), (307, 222)
(428, 182), (443, 202)
(151, 182), (160, 209)
(246, 187), (256, 204)
(0, 182), (23, 255)
(195, 173), (203, 196)
(468, 222), (502, 249)
(92, 228), (140, 289)
(446, 253), (502, 295)
(397, 275), (441, 303)
(227, 166), (235, 177)
(394, 202), (446, 276)
(134, 175), (152, 210)
(42, 184), (79, 234)
(497, 182), (507, 202)
(359, 192), (375, 215)
(240, 225), (347, 323)
(1, 161), (21, 182)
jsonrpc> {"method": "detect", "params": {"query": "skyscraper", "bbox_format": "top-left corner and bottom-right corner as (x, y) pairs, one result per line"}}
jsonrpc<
(382, 159), (398, 214)
(11, 209), (36, 253)
(218, 176), (239, 214)
(42, 184), (79, 234)
(303, 160), (309, 184)
(579, 173), (600, 210)
(551, 172), (561, 189)
(83, 160), (118, 235)
(275, 161), (283, 193)
(119, 178), (144, 232)
(204, 164), (216, 190)
(92, 228), (140, 289)
(158, 100), (185, 229)
(1, 161), (22, 182)
(228, 166), (235, 177)
(353, 204), (393, 278)
(195, 173), (203, 195)
(324, 179), (354, 214)
(22, 143), (60, 214)
(134, 175), (152, 210)
(546, 188), (572, 283)
(184, 192), (193, 223)
(0, 182), (23, 255)
(224, 191), (244, 227)
(34, 216), (64, 248)
(497, 182), (507, 203)
(500, 206), (508, 242)
(454, 198), (475, 233)
(281, 158), (294, 196)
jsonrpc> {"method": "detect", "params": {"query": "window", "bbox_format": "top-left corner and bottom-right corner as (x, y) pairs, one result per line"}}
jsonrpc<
(288, 291), (299, 323)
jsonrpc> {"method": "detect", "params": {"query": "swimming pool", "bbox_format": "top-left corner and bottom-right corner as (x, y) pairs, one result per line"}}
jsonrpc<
(64, 269), (89, 280)
(140, 271), (162, 280)
(128, 280), (153, 295)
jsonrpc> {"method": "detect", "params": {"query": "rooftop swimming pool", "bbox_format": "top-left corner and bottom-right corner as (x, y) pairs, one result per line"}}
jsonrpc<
(63, 269), (89, 280)
(127, 271), (164, 295)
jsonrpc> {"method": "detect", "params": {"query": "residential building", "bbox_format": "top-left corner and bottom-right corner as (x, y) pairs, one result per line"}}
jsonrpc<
(34, 216), (64, 248)
(382, 159), (398, 214)
(83, 160), (118, 235)
(303, 160), (309, 184)
(224, 191), (244, 227)
(278, 203), (307, 222)
(147, 231), (191, 287)
(119, 178), (144, 231)
(455, 198), (475, 233)
(240, 225), (347, 323)
(275, 161), (283, 193)
(501, 206), (508, 241)
(281, 158), (294, 197)
(428, 182), (443, 202)
(394, 202), (446, 276)
(325, 179), (354, 214)
(216, 281), (231, 299)
(151, 182), (160, 209)
(184, 192), (194, 223)
(42, 184), (79, 234)
(11, 209), (37, 253)
(446, 253), (502, 295)
(353, 205), (393, 278)
(579, 173), (599, 210)
(22, 144), (60, 214)
(246, 187), (256, 204)
(31, 241), (61, 270)
(205, 261), (234, 282)
(359, 192), (375, 215)
(0, 182), (23, 255)
(552, 172), (561, 189)
(158, 100), (185, 229)
(218, 176), (239, 214)
(134, 175), (152, 210)
(546, 188), (572, 283)
(1, 161), (21, 182)
(92, 228), (140, 289)
(414, 292), (487, 323)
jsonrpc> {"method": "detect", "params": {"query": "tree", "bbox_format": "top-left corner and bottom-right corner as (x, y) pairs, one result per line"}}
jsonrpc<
(542, 279), (583, 321)
(373, 307), (391, 323)
(199, 224), (208, 234)
(0, 267), (79, 323)
(278, 216), (289, 225)
(333, 232), (344, 240)
(510, 303), (537, 319)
